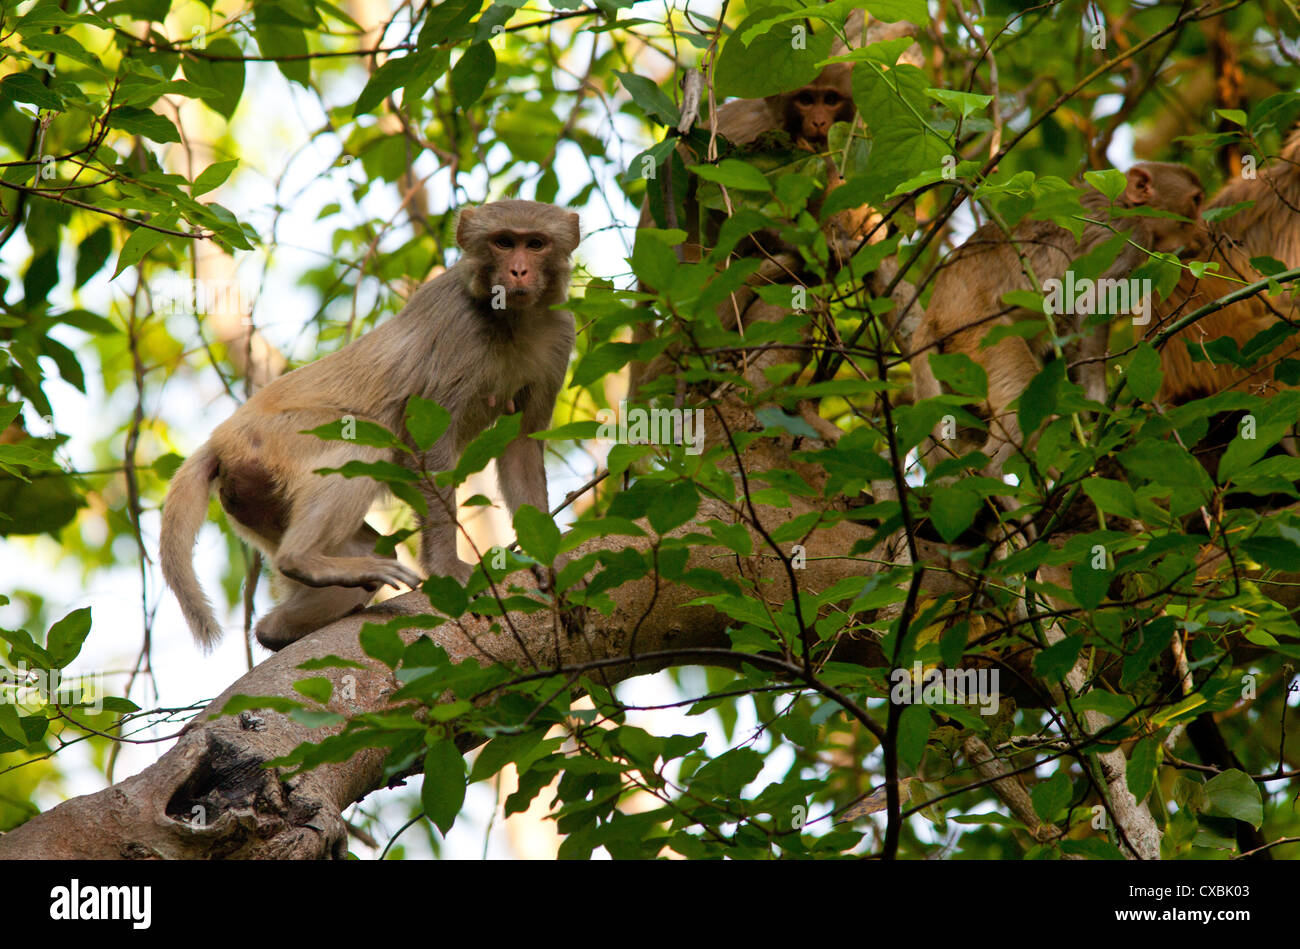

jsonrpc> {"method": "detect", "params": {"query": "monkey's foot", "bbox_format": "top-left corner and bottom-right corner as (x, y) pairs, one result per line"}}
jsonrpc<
(279, 556), (422, 593)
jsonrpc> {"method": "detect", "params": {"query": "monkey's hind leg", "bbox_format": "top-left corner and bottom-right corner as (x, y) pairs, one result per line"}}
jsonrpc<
(256, 525), (411, 650)
(274, 477), (422, 594)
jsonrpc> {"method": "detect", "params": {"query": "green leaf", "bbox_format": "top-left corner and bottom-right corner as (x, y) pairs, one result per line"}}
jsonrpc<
(615, 72), (679, 127)
(924, 88), (992, 120)
(74, 229), (113, 288)
(0, 704), (27, 745)
(423, 739), (467, 835)
(192, 160), (238, 197)
(450, 43), (495, 108)
(292, 676), (333, 704)
(420, 574), (469, 617)
(1030, 769), (1071, 821)
(1083, 168), (1127, 202)
(451, 414), (521, 481)
(849, 56), (950, 205)
(689, 159), (772, 193)
(419, 0), (483, 46)
(405, 396), (451, 451)
(0, 73), (62, 110)
(647, 480), (699, 534)
(898, 704), (931, 772)
(513, 505), (560, 565)
(691, 747), (763, 794)
(1071, 561), (1112, 610)
(1202, 769), (1263, 828)
(46, 607), (92, 669)
(359, 622), (404, 668)
(253, 16), (310, 87)
(1033, 634), (1082, 681)
(300, 417), (404, 450)
(927, 352), (987, 398)
(113, 215), (176, 278)
(1017, 359), (1064, 437)
(108, 106), (181, 144)
(1214, 108), (1247, 127)
(1127, 342), (1163, 402)
(1126, 735), (1160, 803)
(182, 40), (246, 119)
(355, 53), (422, 115)
(1081, 479), (1138, 519)
(714, 11), (833, 99)
(927, 486), (982, 543)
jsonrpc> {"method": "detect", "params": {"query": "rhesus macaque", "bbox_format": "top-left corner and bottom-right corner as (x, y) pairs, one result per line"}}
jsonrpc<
(912, 162), (1206, 474)
(1145, 131), (1300, 403)
(712, 63), (856, 152)
(161, 200), (580, 651)
(1144, 246), (1297, 404)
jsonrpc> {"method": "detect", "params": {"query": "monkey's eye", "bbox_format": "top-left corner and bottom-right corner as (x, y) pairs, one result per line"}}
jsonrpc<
(1192, 192), (1204, 208)
(823, 92), (841, 106)
(494, 236), (515, 250)
(527, 237), (545, 251)
(795, 91), (814, 106)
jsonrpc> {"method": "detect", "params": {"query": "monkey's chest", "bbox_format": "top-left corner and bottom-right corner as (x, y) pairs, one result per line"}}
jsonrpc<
(454, 370), (531, 448)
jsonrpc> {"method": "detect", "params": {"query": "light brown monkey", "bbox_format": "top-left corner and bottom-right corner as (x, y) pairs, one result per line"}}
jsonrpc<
(1145, 245), (1297, 404)
(1146, 132), (1300, 403)
(912, 162), (1206, 473)
(161, 200), (579, 651)
(1209, 130), (1300, 263)
(631, 69), (869, 394)
(630, 14), (923, 395)
(706, 63), (856, 152)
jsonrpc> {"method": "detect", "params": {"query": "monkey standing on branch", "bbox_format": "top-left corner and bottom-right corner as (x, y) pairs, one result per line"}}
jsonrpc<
(161, 200), (580, 651)
(911, 162), (1206, 474)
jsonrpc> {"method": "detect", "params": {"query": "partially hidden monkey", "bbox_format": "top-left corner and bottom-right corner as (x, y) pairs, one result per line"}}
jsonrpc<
(1146, 131), (1300, 404)
(911, 162), (1206, 475)
(161, 199), (580, 651)
(632, 17), (923, 394)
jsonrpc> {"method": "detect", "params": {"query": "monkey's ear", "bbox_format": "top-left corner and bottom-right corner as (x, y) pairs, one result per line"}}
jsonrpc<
(1122, 165), (1156, 206)
(456, 207), (476, 248)
(564, 211), (580, 251)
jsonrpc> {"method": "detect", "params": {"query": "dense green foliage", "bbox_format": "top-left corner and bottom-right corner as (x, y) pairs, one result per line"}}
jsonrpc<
(1, 0), (1298, 859)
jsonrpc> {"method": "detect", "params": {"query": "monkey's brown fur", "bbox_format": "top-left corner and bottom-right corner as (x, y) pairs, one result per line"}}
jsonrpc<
(161, 200), (579, 651)
(631, 65), (872, 394)
(912, 163), (1206, 473)
(1146, 132), (1300, 403)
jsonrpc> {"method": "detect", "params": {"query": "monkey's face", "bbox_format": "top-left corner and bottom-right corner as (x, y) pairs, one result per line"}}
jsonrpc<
(787, 86), (854, 148)
(483, 229), (557, 307)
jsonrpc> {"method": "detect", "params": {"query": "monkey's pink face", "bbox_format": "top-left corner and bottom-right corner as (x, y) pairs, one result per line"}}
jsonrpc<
(791, 88), (853, 146)
(485, 229), (555, 306)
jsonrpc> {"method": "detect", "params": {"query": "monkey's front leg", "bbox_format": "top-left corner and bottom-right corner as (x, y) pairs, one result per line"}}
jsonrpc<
(498, 432), (567, 585)
(418, 478), (472, 583)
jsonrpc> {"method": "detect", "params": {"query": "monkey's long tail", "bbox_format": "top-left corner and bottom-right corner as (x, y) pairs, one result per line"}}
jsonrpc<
(159, 444), (223, 650)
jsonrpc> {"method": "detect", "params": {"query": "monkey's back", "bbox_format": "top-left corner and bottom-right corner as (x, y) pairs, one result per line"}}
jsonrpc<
(212, 261), (572, 462)
(1210, 132), (1300, 267)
